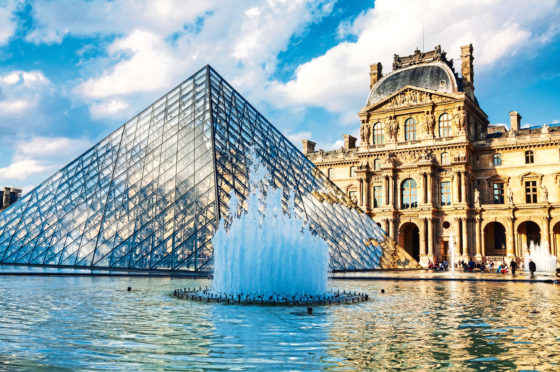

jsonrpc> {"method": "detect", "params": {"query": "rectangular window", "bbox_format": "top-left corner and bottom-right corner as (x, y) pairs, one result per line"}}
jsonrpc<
(493, 153), (502, 166)
(525, 150), (534, 164)
(350, 166), (356, 178)
(441, 152), (449, 165)
(349, 190), (357, 203)
(493, 183), (504, 204)
(525, 180), (537, 203)
(373, 186), (383, 208)
(440, 181), (451, 206)
(328, 168), (334, 179)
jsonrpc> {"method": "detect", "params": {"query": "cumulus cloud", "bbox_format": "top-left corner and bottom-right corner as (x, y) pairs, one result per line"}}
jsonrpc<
(90, 98), (130, 118)
(0, 0), (18, 45)
(0, 136), (92, 189)
(266, 0), (560, 118)
(69, 0), (335, 108)
(0, 70), (50, 117)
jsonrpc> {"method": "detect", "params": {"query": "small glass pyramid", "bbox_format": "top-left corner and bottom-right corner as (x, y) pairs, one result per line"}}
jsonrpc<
(0, 66), (404, 272)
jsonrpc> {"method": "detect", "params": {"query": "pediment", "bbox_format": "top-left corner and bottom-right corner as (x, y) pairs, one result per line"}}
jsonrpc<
(360, 86), (459, 114)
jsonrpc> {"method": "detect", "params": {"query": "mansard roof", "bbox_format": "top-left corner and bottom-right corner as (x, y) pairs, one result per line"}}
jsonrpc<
(366, 62), (461, 107)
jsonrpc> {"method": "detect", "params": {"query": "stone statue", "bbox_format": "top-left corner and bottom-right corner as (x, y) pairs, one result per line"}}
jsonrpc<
(392, 54), (401, 70)
(474, 189), (481, 207)
(365, 123), (371, 145)
(541, 184), (549, 203)
(424, 112), (435, 136)
(387, 116), (399, 140)
(507, 186), (514, 204)
(360, 124), (366, 143)
(453, 108), (466, 130)
(542, 124), (549, 134)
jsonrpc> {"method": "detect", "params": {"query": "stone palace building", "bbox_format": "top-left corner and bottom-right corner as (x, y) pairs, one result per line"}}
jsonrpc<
(304, 44), (560, 267)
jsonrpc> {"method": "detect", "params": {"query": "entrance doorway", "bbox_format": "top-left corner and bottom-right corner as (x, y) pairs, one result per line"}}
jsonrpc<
(484, 222), (507, 256)
(399, 223), (420, 261)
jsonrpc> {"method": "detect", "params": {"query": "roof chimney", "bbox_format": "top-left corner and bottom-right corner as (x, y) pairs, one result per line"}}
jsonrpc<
(301, 139), (316, 155)
(460, 44), (474, 99)
(343, 134), (357, 150)
(509, 111), (521, 131)
(369, 63), (382, 89)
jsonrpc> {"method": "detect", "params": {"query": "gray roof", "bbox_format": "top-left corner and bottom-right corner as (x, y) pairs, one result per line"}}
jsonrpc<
(366, 62), (461, 107)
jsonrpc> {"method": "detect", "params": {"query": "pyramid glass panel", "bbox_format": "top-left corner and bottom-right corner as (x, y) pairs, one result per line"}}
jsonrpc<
(0, 66), (402, 272)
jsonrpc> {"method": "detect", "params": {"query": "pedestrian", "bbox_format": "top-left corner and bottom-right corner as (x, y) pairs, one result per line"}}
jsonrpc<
(510, 259), (517, 275)
(529, 259), (536, 277)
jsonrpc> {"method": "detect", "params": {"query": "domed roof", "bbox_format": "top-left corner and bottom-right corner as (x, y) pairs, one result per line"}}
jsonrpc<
(366, 62), (460, 107)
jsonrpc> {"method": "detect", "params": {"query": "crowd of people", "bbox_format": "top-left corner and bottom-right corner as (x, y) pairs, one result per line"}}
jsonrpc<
(426, 258), (538, 276)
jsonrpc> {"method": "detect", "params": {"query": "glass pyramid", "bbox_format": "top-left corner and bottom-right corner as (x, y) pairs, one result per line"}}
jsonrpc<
(0, 66), (411, 272)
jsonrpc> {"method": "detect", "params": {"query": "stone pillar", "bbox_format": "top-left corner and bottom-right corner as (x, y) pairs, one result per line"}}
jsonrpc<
(427, 218), (434, 257)
(364, 176), (371, 210)
(461, 172), (467, 204)
(453, 173), (459, 203)
(544, 216), (551, 254)
(396, 182), (401, 209)
(462, 218), (469, 257)
(454, 218), (462, 258)
(507, 217), (515, 258)
(427, 173), (433, 205)
(388, 177), (394, 206)
(420, 173), (426, 205)
(475, 216), (482, 258)
(419, 218), (427, 266)
(383, 177), (389, 206)
(358, 179), (364, 207)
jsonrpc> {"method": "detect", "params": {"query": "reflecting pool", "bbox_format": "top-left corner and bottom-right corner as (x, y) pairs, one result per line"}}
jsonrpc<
(0, 276), (559, 370)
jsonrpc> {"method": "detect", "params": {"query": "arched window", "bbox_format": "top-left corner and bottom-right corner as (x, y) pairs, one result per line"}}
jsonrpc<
(439, 113), (451, 137)
(401, 178), (418, 209)
(373, 122), (385, 144)
(404, 118), (416, 141)
(349, 166), (356, 177)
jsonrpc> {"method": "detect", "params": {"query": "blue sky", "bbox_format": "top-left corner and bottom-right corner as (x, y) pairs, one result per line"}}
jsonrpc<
(0, 0), (559, 192)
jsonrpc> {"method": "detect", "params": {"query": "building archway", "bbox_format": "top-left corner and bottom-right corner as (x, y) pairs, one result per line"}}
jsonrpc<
(483, 222), (507, 256)
(552, 222), (560, 257)
(517, 221), (541, 256)
(399, 222), (420, 262)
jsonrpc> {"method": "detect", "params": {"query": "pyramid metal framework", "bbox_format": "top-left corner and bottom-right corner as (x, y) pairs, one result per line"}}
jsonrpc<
(0, 66), (403, 272)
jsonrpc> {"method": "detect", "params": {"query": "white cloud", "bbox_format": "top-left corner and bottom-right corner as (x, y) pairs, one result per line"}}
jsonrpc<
(266, 0), (560, 118)
(286, 130), (313, 145)
(0, 99), (31, 113)
(0, 70), (50, 116)
(90, 98), (130, 118)
(552, 119), (560, 124)
(69, 0), (335, 106)
(0, 0), (18, 45)
(0, 136), (92, 187)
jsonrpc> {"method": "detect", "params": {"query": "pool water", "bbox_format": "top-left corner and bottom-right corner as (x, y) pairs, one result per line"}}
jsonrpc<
(0, 276), (559, 370)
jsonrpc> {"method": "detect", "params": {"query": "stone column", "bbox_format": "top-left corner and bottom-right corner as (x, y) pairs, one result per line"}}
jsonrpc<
(427, 173), (433, 205)
(396, 181), (401, 209)
(388, 176), (394, 207)
(364, 175), (371, 210)
(453, 173), (459, 203)
(544, 216), (551, 254)
(454, 217), (462, 258)
(383, 176), (389, 206)
(420, 173), (426, 205)
(475, 216), (482, 258)
(358, 179), (364, 207)
(462, 218), (469, 257)
(419, 218), (427, 266)
(461, 172), (467, 204)
(427, 218), (434, 257)
(507, 217), (515, 258)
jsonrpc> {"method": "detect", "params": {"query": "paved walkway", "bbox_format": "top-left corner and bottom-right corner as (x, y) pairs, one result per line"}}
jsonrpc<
(331, 269), (560, 283)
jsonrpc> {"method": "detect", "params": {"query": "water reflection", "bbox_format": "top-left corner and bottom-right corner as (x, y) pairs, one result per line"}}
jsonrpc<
(0, 277), (558, 370)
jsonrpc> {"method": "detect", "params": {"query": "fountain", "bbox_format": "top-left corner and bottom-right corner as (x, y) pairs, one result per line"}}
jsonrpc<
(174, 156), (368, 305)
(524, 241), (557, 273)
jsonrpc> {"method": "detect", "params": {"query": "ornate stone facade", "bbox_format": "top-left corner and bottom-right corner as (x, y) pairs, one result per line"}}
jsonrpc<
(304, 45), (560, 267)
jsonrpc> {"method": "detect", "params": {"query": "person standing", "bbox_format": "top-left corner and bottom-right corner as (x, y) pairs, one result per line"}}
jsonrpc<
(510, 259), (517, 275)
(529, 259), (536, 277)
